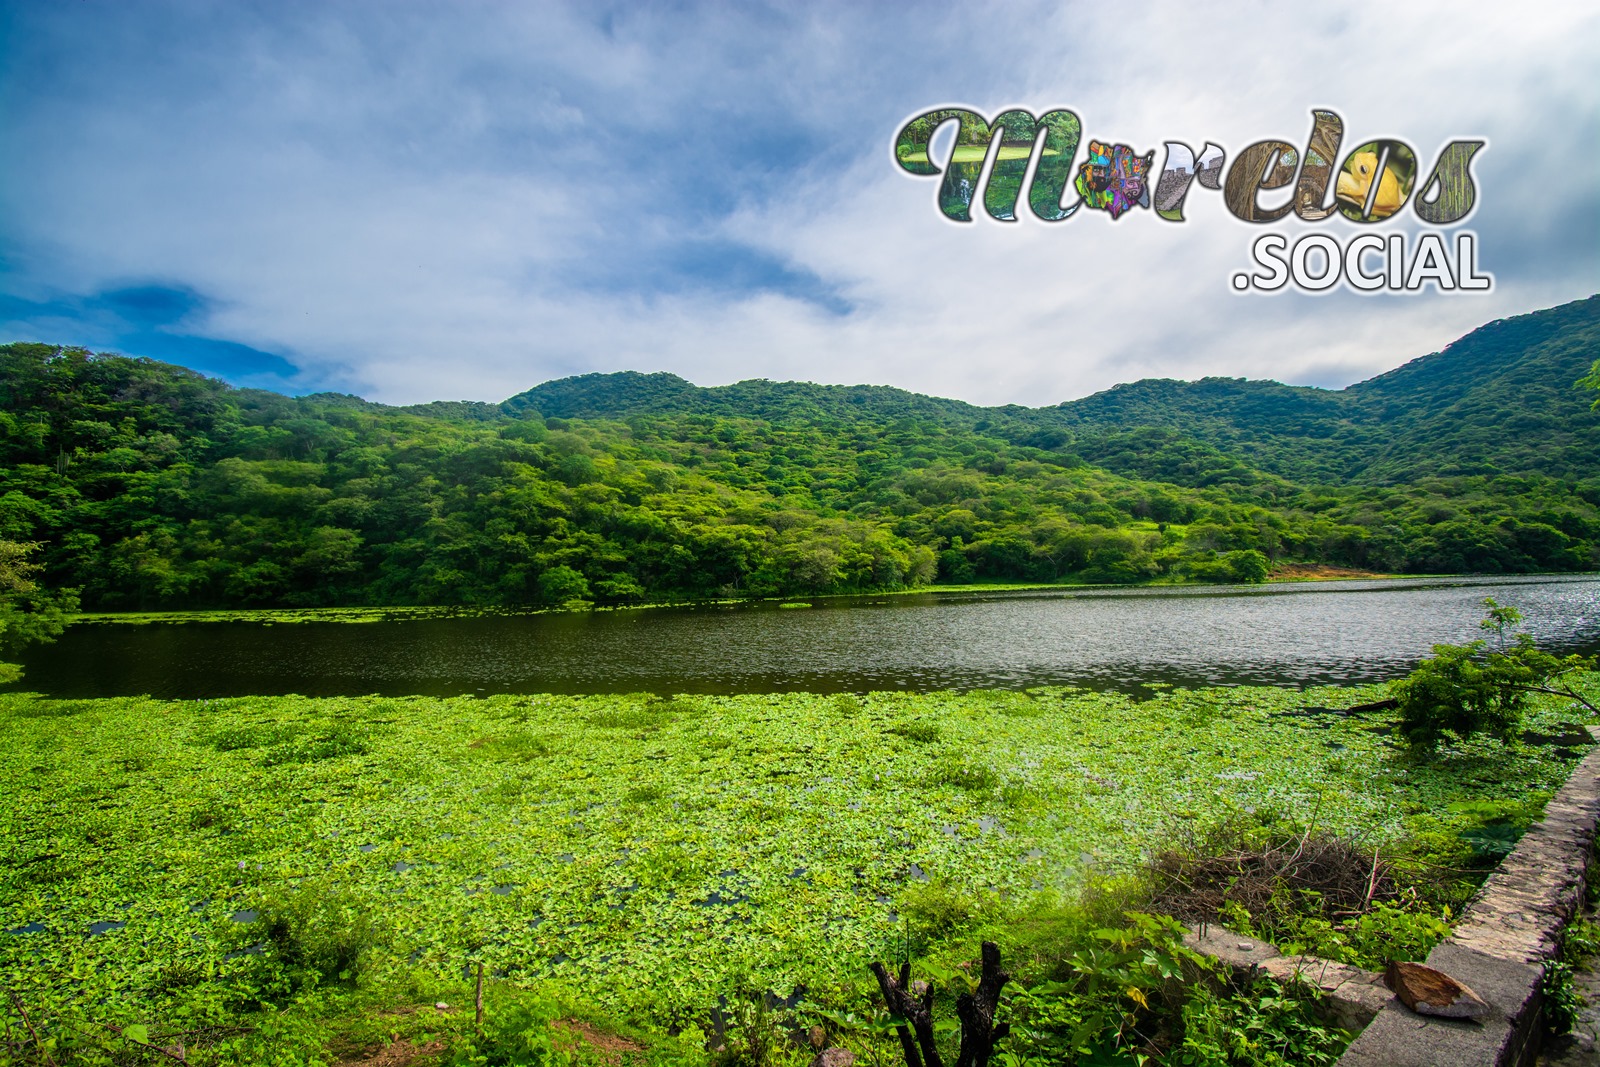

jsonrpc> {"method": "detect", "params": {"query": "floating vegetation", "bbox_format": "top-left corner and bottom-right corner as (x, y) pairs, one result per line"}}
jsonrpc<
(0, 685), (1588, 1036)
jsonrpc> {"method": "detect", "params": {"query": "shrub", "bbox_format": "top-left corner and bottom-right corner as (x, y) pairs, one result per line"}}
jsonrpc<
(898, 877), (993, 948)
(253, 882), (381, 986)
(1393, 598), (1597, 750)
(708, 985), (789, 1067)
(887, 720), (941, 744)
(441, 986), (575, 1067)
(924, 756), (999, 792)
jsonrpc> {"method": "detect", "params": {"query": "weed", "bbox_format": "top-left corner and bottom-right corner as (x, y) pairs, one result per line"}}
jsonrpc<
(473, 730), (553, 761)
(1542, 959), (1582, 1038)
(710, 984), (792, 1067)
(251, 881), (382, 987)
(586, 706), (673, 730)
(924, 756), (999, 791)
(888, 721), (941, 744)
(1177, 976), (1348, 1066)
(211, 721), (300, 751)
(625, 783), (665, 805)
(259, 722), (372, 765)
(440, 985), (574, 1067)
(898, 878), (993, 949)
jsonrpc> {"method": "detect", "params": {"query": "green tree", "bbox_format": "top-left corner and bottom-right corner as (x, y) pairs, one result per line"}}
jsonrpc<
(1580, 358), (1600, 409)
(537, 565), (591, 606)
(0, 540), (79, 682)
(1224, 548), (1271, 583)
(1393, 598), (1597, 750)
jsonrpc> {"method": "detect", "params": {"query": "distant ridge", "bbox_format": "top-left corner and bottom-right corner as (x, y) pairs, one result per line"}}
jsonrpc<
(503, 370), (998, 428)
(501, 295), (1600, 486)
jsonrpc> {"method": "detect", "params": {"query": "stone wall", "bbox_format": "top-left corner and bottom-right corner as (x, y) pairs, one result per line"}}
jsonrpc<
(1184, 735), (1600, 1066)
(1336, 736), (1600, 1067)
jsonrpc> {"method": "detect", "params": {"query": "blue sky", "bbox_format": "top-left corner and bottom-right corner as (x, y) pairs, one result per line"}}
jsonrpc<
(2, 1), (1597, 405)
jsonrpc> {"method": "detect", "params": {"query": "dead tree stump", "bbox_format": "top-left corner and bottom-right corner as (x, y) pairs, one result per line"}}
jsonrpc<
(954, 942), (1010, 1067)
(869, 942), (1012, 1067)
(869, 960), (942, 1067)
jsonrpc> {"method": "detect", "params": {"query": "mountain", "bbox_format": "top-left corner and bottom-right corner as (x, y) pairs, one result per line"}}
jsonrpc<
(1346, 297), (1600, 482)
(1, 296), (1596, 612)
(502, 295), (1600, 487)
(502, 371), (1000, 429)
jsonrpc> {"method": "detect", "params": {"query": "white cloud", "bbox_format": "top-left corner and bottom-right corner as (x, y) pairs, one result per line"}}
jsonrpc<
(1, 0), (1596, 405)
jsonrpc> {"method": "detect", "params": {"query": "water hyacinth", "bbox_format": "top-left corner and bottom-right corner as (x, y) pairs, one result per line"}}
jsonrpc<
(0, 685), (1588, 1029)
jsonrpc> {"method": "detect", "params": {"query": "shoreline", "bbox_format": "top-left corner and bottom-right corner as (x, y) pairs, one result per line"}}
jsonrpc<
(62, 570), (1599, 627)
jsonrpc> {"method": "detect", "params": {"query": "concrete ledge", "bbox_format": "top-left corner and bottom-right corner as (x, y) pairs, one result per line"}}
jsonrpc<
(1262, 955), (1393, 1033)
(1336, 742), (1600, 1066)
(1183, 925), (1392, 1032)
(1183, 924), (1280, 973)
(1338, 943), (1542, 1067)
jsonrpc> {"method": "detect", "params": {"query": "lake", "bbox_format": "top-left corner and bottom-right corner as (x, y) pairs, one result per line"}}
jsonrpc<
(12, 574), (1600, 699)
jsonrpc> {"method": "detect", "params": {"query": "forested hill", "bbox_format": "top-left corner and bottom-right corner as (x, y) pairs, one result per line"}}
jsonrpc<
(503, 371), (1000, 430)
(1, 296), (1598, 612)
(512, 295), (1600, 487)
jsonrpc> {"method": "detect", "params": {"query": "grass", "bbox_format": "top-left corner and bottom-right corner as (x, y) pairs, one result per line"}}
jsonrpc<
(0, 683), (1592, 1063)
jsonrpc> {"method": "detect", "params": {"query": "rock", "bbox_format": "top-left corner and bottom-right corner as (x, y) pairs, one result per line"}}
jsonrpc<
(1385, 960), (1490, 1020)
(811, 1048), (855, 1067)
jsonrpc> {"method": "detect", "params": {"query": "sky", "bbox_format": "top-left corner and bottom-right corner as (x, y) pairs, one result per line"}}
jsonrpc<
(2, 1), (1597, 407)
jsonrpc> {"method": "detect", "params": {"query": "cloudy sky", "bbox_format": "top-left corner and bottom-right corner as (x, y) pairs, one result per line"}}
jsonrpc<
(2, 1), (1596, 406)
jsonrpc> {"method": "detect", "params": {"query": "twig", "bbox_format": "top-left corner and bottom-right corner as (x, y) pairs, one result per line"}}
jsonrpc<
(475, 961), (485, 1032)
(7, 991), (54, 1067)
(1501, 682), (1600, 714)
(107, 1023), (188, 1064)
(1363, 845), (1381, 910)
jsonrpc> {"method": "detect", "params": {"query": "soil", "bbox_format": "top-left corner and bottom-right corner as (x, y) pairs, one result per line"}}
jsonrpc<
(336, 1038), (446, 1067)
(1268, 564), (1391, 581)
(553, 1017), (646, 1064)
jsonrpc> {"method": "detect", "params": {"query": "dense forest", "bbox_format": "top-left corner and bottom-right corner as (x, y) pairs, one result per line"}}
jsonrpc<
(1, 296), (1597, 611)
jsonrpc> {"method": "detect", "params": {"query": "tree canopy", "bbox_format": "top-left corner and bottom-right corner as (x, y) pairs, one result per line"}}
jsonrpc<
(1, 296), (1597, 612)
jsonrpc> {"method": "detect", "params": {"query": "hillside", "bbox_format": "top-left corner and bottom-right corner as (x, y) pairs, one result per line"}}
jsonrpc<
(0, 296), (1596, 611)
(508, 296), (1600, 487)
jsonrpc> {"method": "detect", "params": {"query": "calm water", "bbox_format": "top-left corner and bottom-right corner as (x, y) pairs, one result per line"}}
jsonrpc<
(12, 575), (1600, 699)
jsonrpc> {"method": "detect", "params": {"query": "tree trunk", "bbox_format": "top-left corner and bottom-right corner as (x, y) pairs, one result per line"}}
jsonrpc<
(954, 942), (1011, 1067)
(869, 960), (943, 1067)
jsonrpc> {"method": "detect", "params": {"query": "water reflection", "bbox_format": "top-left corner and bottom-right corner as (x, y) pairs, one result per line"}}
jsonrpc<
(11, 575), (1600, 699)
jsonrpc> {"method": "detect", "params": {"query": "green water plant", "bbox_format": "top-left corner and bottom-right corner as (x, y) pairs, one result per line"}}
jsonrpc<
(1394, 598), (1598, 750)
(0, 682), (1590, 1063)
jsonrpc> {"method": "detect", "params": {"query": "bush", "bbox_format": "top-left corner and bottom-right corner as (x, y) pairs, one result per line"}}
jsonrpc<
(708, 985), (790, 1067)
(253, 881), (381, 987)
(1183, 549), (1271, 584)
(538, 565), (591, 607)
(1393, 598), (1597, 750)
(898, 877), (993, 949)
(441, 987), (574, 1067)
(1178, 976), (1348, 1067)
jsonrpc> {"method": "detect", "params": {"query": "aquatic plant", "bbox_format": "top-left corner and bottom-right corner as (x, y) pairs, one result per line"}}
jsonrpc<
(0, 683), (1590, 1060)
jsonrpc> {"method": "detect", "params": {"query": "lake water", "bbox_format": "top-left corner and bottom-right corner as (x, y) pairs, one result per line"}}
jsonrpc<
(12, 575), (1600, 699)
